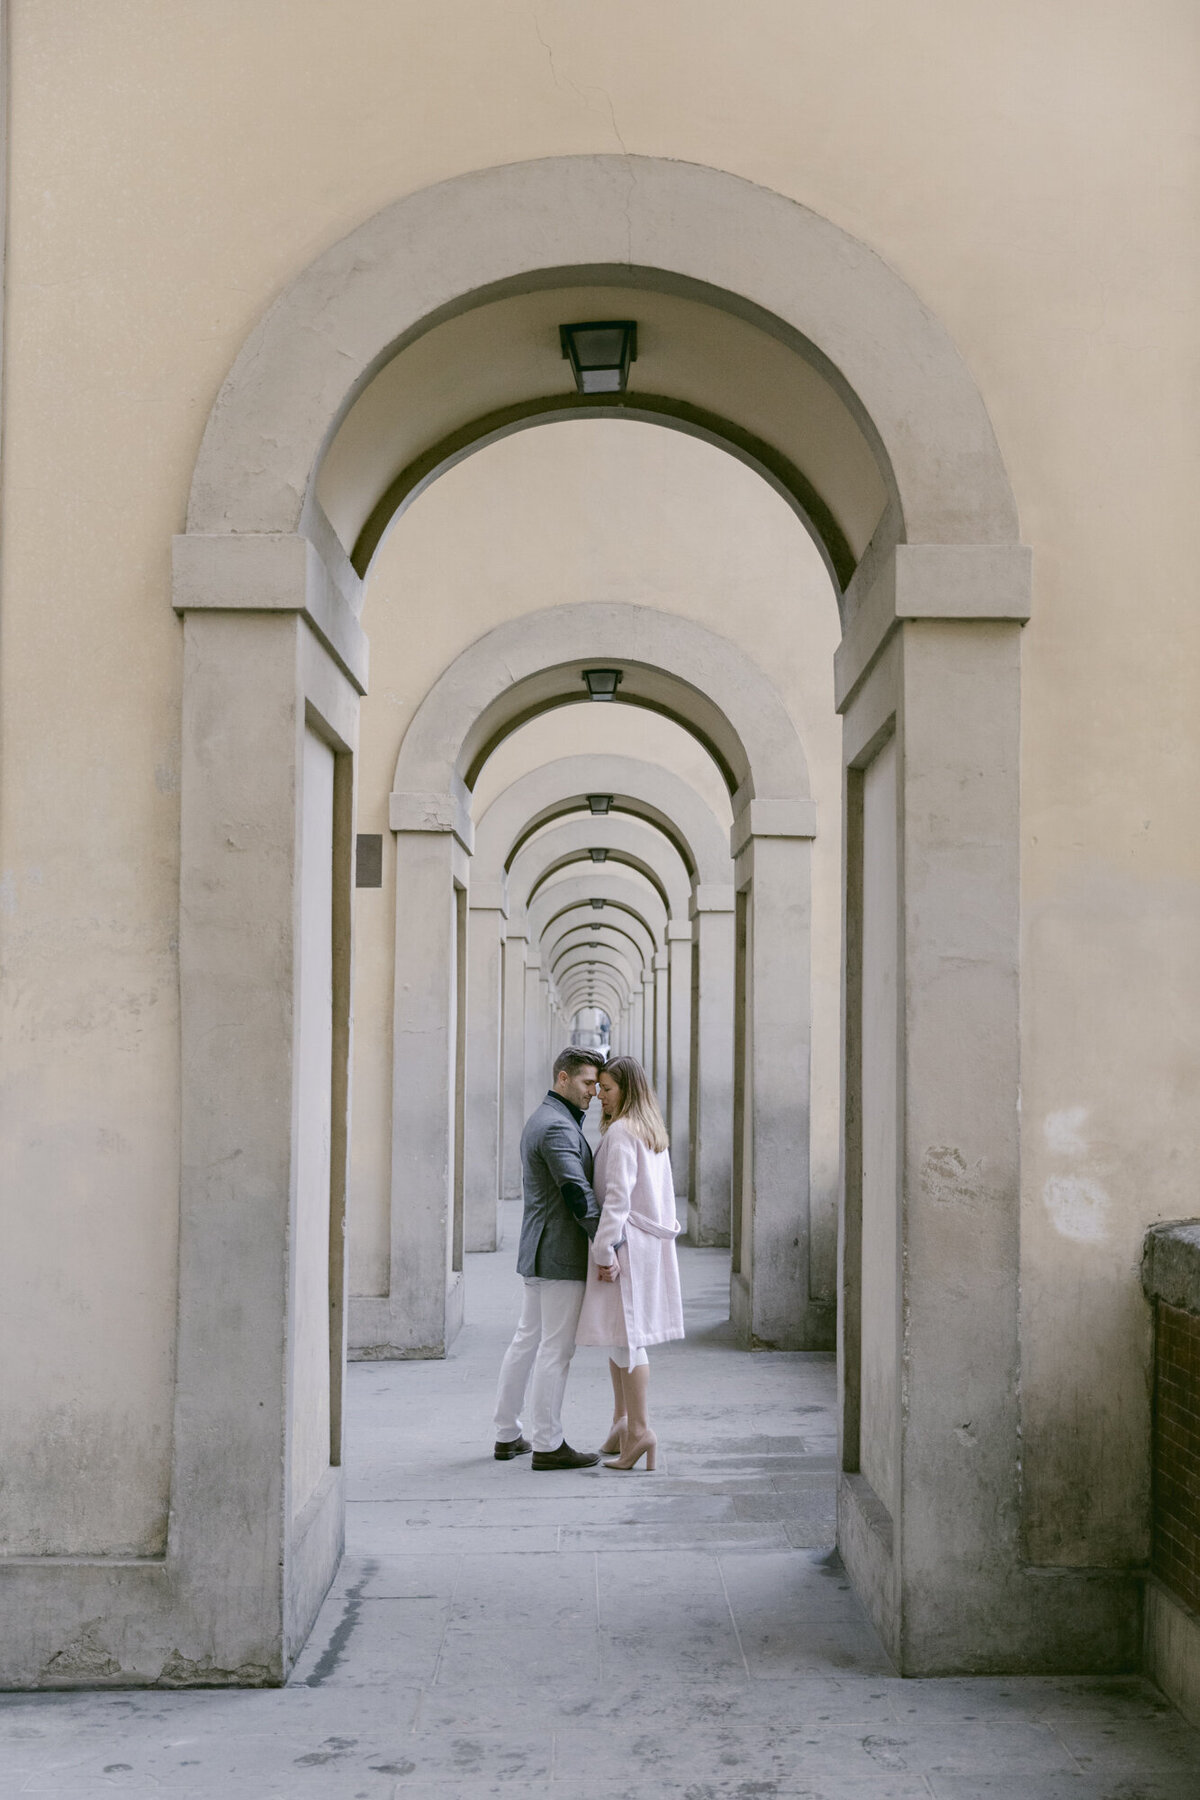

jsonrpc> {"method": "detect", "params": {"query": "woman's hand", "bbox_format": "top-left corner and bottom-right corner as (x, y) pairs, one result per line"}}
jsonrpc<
(597, 1262), (619, 1282)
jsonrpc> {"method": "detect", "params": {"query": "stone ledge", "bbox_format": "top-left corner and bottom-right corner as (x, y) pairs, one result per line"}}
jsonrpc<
(1142, 1219), (1200, 1314)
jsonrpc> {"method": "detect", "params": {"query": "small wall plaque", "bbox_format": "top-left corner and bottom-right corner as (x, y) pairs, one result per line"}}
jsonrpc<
(356, 833), (383, 888)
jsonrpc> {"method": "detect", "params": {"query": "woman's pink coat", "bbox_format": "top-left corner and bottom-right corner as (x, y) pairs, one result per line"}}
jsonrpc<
(575, 1120), (684, 1349)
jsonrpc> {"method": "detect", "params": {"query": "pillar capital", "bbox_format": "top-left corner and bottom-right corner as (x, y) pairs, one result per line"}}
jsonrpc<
(835, 540), (1032, 712)
(729, 797), (817, 858)
(172, 530), (368, 694)
(388, 787), (474, 854)
(690, 883), (736, 916)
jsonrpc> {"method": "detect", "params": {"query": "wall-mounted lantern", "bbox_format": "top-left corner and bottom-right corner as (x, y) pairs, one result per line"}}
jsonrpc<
(587, 794), (613, 815)
(559, 320), (637, 395)
(590, 847), (608, 864)
(582, 668), (622, 701)
(591, 899), (605, 910)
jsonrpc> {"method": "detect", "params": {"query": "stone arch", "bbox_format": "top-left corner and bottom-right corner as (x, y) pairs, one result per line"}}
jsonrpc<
(508, 817), (692, 922)
(472, 753), (731, 891)
(162, 153), (1043, 1684)
(553, 935), (639, 985)
(186, 155), (1018, 560)
(350, 396), (857, 591)
(390, 601), (811, 830)
(467, 754), (734, 1231)
(528, 871), (667, 945)
(557, 949), (635, 1008)
(391, 599), (804, 1293)
(544, 905), (656, 971)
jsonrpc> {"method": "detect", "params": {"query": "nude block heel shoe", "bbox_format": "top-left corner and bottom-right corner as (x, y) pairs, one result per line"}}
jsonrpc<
(600, 1417), (628, 1456)
(604, 1430), (657, 1471)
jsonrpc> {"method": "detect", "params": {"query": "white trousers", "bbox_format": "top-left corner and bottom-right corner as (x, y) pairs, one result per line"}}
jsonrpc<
(493, 1278), (585, 1453)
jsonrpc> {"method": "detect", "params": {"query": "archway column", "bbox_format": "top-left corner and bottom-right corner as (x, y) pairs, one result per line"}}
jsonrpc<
(540, 970), (555, 1069)
(688, 888), (735, 1246)
(168, 530), (362, 1676)
(522, 954), (546, 1117)
(833, 546), (1134, 1675)
(352, 791), (470, 1358)
(666, 922), (693, 1201)
(464, 888), (507, 1251)
(652, 952), (669, 1094)
(640, 970), (655, 1069)
(630, 985), (645, 1069)
(500, 925), (529, 1201)
(729, 803), (832, 1351)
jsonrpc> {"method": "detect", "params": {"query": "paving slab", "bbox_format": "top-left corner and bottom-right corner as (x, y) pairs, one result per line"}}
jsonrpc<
(2, 1210), (1200, 1798)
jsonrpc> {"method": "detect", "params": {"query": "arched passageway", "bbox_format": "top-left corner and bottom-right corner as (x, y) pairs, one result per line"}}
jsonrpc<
(155, 155), (1064, 1687)
(372, 599), (822, 1359)
(468, 753), (737, 1242)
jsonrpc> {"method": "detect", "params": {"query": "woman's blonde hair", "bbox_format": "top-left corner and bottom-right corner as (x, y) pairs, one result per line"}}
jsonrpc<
(600, 1056), (669, 1153)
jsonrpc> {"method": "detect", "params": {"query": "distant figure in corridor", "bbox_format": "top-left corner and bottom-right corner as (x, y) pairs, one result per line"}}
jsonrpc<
(492, 1047), (603, 1470)
(577, 1056), (684, 1472)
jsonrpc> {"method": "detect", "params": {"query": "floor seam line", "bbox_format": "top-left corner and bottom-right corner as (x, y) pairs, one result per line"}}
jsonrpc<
(716, 1553), (752, 1681)
(428, 1551), (464, 1688)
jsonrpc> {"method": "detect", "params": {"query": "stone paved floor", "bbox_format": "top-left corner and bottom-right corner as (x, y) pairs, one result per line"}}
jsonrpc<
(4, 1204), (1200, 1797)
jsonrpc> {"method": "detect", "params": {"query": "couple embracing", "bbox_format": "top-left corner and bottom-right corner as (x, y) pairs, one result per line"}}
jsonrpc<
(492, 1048), (684, 1472)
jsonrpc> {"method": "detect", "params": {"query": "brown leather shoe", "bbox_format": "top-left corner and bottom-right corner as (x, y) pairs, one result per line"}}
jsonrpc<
(493, 1436), (532, 1461)
(531, 1440), (600, 1470)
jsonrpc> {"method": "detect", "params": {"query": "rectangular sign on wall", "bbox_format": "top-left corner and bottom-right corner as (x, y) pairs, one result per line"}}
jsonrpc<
(356, 833), (383, 888)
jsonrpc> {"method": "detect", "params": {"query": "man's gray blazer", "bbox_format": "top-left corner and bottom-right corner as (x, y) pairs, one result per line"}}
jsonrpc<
(517, 1093), (600, 1281)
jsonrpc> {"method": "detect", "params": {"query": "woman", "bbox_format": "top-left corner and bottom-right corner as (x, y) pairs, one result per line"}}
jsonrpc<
(575, 1056), (684, 1470)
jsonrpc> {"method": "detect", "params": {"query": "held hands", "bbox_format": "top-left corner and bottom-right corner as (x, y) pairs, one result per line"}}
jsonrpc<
(597, 1261), (619, 1282)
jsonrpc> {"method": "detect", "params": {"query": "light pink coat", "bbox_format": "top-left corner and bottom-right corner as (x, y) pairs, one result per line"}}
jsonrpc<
(575, 1120), (684, 1350)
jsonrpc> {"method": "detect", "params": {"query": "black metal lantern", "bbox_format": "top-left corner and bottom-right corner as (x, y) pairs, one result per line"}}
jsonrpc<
(582, 668), (622, 701)
(591, 899), (605, 910)
(559, 320), (637, 395)
(587, 794), (613, 815)
(590, 847), (608, 864)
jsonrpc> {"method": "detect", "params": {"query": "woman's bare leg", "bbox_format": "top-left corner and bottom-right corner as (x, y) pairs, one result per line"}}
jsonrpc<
(623, 1362), (650, 1441)
(600, 1359), (628, 1453)
(609, 1358), (626, 1430)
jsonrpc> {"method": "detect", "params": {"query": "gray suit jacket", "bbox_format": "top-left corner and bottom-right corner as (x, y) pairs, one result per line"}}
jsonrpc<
(516, 1093), (600, 1280)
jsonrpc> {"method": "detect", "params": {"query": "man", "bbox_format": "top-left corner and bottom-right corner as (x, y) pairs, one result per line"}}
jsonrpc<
(493, 1047), (603, 1470)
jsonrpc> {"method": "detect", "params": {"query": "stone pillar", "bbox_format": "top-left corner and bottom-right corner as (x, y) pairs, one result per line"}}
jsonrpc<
(831, 548), (1128, 1676)
(729, 807), (829, 1351)
(463, 896), (505, 1252)
(540, 972), (554, 1067)
(642, 971), (656, 1068)
(523, 955), (545, 1116)
(500, 927), (528, 1201)
(889, 617), (1025, 1667)
(630, 986), (645, 1070)
(169, 531), (364, 1678)
(353, 792), (469, 1358)
(653, 951), (669, 1095)
(666, 922), (693, 1201)
(688, 893), (735, 1246)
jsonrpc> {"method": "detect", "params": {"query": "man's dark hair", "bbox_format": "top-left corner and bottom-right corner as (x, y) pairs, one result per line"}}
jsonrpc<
(553, 1047), (602, 1080)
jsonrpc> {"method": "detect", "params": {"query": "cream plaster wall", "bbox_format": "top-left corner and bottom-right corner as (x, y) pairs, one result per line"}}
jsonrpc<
(0, 0), (1195, 1560)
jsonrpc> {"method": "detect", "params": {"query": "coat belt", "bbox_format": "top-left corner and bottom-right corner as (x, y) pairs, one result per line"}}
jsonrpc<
(626, 1209), (683, 1240)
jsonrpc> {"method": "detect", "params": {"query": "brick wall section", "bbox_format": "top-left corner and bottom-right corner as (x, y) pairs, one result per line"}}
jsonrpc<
(1152, 1301), (1200, 1612)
